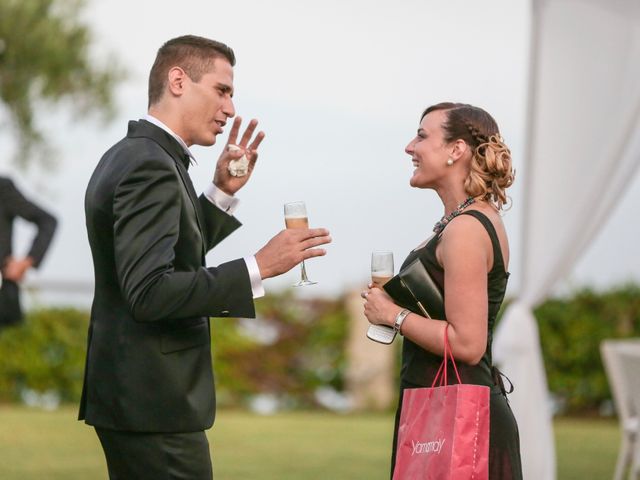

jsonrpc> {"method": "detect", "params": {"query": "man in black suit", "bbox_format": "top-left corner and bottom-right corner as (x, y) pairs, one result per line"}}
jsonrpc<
(0, 177), (57, 327)
(80, 35), (331, 479)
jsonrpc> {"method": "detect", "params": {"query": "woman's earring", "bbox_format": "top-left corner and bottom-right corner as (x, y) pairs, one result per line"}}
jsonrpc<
(446, 158), (454, 166)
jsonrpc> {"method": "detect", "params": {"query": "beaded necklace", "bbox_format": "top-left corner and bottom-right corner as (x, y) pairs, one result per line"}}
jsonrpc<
(432, 196), (475, 235)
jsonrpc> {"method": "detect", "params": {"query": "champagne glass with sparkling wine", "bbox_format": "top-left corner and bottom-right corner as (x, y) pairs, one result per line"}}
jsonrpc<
(284, 201), (317, 287)
(366, 251), (397, 344)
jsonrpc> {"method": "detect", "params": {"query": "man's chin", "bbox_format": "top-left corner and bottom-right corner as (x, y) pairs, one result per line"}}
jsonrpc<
(195, 135), (217, 147)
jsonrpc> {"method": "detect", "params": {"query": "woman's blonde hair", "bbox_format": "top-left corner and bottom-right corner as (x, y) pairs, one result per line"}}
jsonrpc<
(422, 102), (515, 210)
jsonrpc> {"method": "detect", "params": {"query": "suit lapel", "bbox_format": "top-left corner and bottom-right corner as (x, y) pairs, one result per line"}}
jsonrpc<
(173, 161), (207, 260)
(128, 120), (207, 260)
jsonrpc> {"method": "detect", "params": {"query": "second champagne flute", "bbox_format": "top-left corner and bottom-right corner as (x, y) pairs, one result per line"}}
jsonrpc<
(284, 201), (317, 286)
(366, 251), (397, 344)
(371, 251), (394, 287)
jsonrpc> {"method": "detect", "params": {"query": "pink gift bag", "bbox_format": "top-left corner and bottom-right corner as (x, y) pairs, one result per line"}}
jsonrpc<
(393, 326), (490, 480)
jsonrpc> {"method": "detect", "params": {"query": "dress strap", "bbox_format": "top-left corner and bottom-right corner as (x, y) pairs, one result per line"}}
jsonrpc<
(458, 210), (506, 273)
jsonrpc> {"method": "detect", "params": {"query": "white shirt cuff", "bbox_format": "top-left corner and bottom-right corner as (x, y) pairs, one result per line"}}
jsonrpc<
(244, 255), (265, 299)
(204, 183), (240, 215)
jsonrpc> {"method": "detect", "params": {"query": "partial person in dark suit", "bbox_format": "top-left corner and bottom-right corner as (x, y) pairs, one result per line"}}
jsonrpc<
(79, 35), (331, 479)
(0, 176), (57, 327)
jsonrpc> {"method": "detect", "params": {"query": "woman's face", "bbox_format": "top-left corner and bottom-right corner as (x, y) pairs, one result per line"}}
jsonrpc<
(405, 109), (451, 188)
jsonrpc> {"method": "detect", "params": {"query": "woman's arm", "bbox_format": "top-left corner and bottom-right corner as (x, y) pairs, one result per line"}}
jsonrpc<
(363, 214), (492, 364)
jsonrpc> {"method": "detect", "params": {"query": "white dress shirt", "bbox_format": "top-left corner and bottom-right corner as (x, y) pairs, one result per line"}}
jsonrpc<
(143, 114), (265, 299)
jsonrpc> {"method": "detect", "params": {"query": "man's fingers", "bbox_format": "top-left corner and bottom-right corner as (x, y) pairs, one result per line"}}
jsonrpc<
(248, 131), (265, 152)
(302, 248), (327, 260)
(304, 228), (330, 239)
(284, 228), (330, 240)
(226, 148), (244, 160)
(285, 228), (331, 248)
(301, 235), (332, 250)
(239, 119), (259, 147)
(226, 117), (242, 145)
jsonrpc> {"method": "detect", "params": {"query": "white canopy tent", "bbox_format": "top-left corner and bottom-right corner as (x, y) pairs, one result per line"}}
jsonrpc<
(493, 0), (640, 478)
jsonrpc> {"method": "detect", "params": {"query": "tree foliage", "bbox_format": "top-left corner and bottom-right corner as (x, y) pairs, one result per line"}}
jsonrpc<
(212, 290), (350, 409)
(1, 285), (639, 416)
(0, 0), (123, 167)
(0, 307), (88, 403)
(536, 283), (640, 414)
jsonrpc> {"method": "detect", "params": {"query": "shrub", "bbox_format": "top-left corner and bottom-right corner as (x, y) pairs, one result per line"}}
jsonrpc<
(211, 290), (350, 408)
(2, 284), (638, 415)
(0, 292), (350, 410)
(536, 283), (640, 414)
(0, 308), (89, 403)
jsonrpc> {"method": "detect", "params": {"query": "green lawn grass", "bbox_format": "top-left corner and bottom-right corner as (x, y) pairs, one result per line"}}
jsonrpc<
(0, 406), (621, 479)
(555, 417), (621, 480)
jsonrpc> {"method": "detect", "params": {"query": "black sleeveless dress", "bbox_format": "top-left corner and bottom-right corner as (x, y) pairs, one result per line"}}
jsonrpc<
(389, 210), (523, 480)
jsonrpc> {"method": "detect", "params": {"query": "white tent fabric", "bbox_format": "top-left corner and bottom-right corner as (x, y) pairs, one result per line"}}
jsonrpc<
(493, 0), (640, 478)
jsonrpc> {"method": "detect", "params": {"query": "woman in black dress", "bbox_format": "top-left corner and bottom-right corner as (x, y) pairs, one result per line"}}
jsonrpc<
(362, 102), (522, 479)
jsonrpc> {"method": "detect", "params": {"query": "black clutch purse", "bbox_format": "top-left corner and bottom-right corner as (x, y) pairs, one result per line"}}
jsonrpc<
(383, 258), (445, 320)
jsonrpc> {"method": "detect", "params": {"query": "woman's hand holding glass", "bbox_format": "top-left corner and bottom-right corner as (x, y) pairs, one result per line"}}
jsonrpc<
(365, 251), (402, 343)
(363, 285), (398, 328)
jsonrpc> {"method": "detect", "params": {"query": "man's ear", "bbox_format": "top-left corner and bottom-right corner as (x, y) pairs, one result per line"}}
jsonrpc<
(166, 67), (187, 97)
(450, 139), (469, 161)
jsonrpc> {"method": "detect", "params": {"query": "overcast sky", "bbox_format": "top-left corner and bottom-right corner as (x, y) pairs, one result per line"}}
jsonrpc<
(1, 0), (639, 306)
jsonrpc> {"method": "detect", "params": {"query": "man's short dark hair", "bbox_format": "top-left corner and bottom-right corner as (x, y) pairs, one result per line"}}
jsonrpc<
(148, 35), (236, 107)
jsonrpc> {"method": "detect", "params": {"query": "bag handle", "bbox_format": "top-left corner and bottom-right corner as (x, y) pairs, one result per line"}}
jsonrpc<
(431, 323), (462, 388)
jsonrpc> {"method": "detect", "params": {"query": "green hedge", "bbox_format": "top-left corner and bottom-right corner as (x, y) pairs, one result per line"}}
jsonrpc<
(535, 283), (640, 414)
(1, 285), (639, 415)
(211, 291), (349, 408)
(0, 308), (89, 403)
(0, 292), (350, 409)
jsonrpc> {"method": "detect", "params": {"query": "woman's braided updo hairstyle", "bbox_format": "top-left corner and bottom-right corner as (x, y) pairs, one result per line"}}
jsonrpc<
(422, 102), (515, 210)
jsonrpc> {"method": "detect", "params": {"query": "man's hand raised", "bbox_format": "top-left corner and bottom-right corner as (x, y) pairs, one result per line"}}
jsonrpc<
(255, 228), (332, 279)
(213, 116), (265, 195)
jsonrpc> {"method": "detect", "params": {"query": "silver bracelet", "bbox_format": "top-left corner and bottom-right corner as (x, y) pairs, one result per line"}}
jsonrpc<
(394, 309), (410, 334)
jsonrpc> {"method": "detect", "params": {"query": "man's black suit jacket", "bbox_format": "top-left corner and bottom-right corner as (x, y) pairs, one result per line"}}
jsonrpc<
(0, 177), (57, 325)
(79, 120), (255, 433)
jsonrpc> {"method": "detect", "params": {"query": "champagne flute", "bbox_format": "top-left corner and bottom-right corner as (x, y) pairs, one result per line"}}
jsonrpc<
(371, 251), (394, 288)
(284, 201), (317, 286)
(366, 251), (396, 344)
